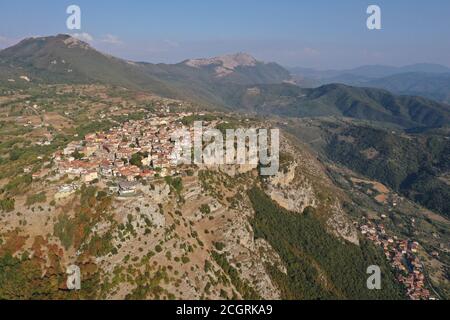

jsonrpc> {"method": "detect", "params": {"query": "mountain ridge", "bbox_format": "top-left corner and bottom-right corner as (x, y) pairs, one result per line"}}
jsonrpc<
(220, 83), (450, 128)
(0, 34), (291, 107)
(1, 34), (449, 128)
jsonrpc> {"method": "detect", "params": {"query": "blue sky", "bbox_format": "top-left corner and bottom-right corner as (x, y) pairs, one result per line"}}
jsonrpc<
(1, 0), (449, 69)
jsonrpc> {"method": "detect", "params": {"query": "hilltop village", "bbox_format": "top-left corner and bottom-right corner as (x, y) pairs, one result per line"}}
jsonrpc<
(47, 111), (215, 198)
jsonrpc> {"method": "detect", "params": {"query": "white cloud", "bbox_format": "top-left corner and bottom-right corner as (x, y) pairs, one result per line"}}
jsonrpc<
(0, 36), (8, 43)
(72, 32), (94, 43)
(101, 34), (123, 45)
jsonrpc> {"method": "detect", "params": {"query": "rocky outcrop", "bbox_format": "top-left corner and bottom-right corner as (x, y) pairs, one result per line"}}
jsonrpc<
(185, 53), (257, 70)
(266, 162), (317, 213)
(141, 182), (170, 204)
(326, 202), (360, 246)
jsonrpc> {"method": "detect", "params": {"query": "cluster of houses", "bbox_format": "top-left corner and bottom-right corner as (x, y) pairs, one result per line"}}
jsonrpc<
(360, 220), (432, 300)
(53, 112), (198, 193)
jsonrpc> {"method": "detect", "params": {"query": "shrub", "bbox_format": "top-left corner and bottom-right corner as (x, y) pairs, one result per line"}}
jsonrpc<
(200, 204), (211, 215)
(25, 192), (47, 206)
(181, 256), (190, 264)
(214, 242), (225, 251)
(0, 198), (15, 212)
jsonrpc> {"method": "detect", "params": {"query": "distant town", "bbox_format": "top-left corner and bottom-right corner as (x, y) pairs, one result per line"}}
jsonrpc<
(360, 220), (435, 300)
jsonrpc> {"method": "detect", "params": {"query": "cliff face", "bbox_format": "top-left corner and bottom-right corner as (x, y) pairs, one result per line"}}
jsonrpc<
(265, 135), (359, 245)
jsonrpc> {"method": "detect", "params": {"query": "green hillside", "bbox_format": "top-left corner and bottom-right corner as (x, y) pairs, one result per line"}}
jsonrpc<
(220, 83), (450, 128)
(323, 125), (450, 217)
(248, 187), (404, 300)
(366, 73), (450, 104)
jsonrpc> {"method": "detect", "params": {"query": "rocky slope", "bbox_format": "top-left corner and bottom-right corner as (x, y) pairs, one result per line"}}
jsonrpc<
(0, 124), (380, 299)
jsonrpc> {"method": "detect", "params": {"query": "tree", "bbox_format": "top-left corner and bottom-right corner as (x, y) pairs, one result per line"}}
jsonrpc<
(130, 153), (144, 168)
(71, 150), (84, 160)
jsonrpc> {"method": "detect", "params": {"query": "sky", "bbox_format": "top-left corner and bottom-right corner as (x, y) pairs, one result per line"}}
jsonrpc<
(0, 0), (449, 69)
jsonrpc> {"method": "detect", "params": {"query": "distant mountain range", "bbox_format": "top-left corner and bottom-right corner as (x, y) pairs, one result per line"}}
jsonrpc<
(1, 34), (449, 128)
(289, 64), (450, 104)
(365, 73), (450, 103)
(290, 63), (450, 81)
